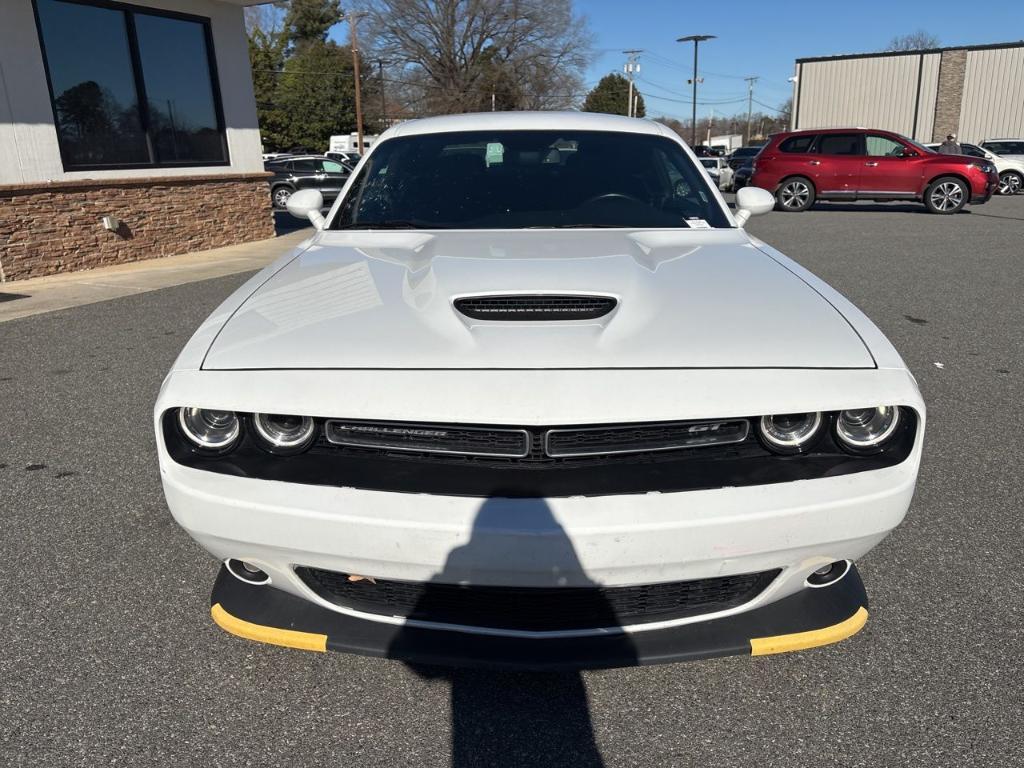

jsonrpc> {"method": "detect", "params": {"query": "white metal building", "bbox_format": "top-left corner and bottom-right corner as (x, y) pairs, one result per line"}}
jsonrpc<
(791, 42), (1024, 144)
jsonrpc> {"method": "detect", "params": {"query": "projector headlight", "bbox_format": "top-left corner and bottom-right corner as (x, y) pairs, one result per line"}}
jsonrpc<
(758, 412), (823, 453)
(835, 406), (900, 451)
(178, 408), (240, 452)
(253, 413), (315, 454)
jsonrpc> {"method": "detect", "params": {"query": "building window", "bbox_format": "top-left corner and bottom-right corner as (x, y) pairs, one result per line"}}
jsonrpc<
(34, 0), (228, 170)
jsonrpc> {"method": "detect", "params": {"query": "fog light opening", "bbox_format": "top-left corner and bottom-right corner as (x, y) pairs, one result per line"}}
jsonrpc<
(226, 558), (271, 585)
(805, 560), (851, 588)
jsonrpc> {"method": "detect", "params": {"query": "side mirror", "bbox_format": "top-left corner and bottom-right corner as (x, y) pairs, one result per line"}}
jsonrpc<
(285, 188), (326, 230)
(733, 186), (775, 226)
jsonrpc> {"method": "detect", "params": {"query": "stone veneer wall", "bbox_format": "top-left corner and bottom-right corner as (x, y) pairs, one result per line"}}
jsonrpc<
(0, 173), (274, 282)
(932, 49), (968, 142)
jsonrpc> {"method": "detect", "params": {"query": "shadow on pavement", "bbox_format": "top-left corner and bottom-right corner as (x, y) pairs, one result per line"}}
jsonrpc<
(273, 210), (313, 235)
(389, 499), (636, 767)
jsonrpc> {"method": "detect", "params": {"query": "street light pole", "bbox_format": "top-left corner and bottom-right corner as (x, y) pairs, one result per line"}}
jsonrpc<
(677, 34), (715, 147)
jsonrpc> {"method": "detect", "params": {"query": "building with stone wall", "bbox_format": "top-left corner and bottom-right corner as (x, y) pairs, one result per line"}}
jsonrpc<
(791, 42), (1024, 144)
(0, 0), (275, 282)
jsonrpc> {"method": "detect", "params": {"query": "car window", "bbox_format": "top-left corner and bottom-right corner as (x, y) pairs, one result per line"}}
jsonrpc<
(700, 158), (719, 169)
(779, 135), (815, 153)
(865, 135), (905, 156)
(816, 134), (863, 156)
(321, 160), (347, 173)
(290, 159), (318, 172)
(332, 130), (730, 230)
(984, 141), (1024, 155)
(960, 144), (985, 158)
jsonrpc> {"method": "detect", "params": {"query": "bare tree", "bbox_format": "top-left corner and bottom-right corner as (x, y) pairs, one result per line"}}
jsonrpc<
(885, 30), (940, 52)
(363, 0), (593, 115)
(244, 2), (286, 37)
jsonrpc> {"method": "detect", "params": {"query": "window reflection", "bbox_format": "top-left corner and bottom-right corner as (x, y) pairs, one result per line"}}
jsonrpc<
(35, 0), (227, 169)
(37, 0), (149, 167)
(135, 14), (225, 163)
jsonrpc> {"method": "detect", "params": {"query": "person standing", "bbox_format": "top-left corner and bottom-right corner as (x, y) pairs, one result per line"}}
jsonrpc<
(938, 133), (962, 154)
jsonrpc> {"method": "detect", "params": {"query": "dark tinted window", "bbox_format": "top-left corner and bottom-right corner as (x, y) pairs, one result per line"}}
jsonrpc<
(817, 134), (863, 155)
(333, 130), (729, 230)
(35, 0), (148, 167)
(134, 14), (225, 163)
(960, 144), (985, 158)
(982, 141), (1024, 155)
(779, 135), (815, 153)
(35, 0), (226, 169)
(291, 159), (318, 172)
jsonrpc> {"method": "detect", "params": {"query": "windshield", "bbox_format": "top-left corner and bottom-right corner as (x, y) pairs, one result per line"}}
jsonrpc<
(731, 147), (760, 157)
(700, 158), (719, 169)
(330, 130), (730, 230)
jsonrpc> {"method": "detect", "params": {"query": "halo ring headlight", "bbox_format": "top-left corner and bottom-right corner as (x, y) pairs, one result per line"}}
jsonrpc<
(253, 413), (315, 453)
(178, 408), (240, 451)
(836, 406), (900, 450)
(758, 412), (823, 453)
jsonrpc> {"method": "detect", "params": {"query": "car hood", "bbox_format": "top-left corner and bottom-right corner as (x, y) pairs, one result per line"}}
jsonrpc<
(202, 230), (874, 370)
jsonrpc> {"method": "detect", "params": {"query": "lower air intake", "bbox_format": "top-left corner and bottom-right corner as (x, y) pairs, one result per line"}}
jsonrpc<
(295, 567), (780, 631)
(454, 294), (617, 321)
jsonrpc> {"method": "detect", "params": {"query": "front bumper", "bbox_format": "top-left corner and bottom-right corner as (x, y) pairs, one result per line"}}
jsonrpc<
(210, 562), (869, 670)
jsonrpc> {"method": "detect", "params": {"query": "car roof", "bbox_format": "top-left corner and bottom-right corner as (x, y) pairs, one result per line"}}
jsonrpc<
(981, 137), (1024, 142)
(385, 111), (675, 140)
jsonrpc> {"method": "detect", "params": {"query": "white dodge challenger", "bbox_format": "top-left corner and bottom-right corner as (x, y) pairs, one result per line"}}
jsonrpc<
(155, 112), (925, 669)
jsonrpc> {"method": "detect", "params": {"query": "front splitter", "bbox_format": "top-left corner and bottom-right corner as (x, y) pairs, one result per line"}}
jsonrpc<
(209, 565), (868, 671)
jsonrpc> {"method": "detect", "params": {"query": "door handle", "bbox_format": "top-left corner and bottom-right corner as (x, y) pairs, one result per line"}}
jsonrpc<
(864, 161), (879, 167)
(808, 160), (821, 166)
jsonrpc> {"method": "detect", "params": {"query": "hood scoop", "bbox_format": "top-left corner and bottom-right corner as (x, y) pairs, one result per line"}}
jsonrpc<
(454, 294), (617, 322)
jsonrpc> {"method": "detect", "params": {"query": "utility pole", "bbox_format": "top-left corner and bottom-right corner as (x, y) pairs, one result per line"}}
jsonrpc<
(346, 12), (364, 153)
(744, 76), (759, 144)
(623, 49), (641, 117)
(677, 35), (715, 147)
(377, 59), (388, 129)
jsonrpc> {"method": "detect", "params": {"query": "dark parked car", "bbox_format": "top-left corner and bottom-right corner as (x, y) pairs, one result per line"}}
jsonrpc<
(265, 155), (351, 209)
(731, 159), (753, 191)
(727, 146), (762, 170)
(752, 128), (998, 214)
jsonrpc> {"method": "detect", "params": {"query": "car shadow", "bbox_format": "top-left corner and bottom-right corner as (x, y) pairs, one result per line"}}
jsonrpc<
(272, 210), (313, 235)
(388, 498), (637, 767)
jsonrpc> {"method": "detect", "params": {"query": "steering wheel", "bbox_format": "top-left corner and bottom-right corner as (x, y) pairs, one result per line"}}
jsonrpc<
(582, 192), (645, 207)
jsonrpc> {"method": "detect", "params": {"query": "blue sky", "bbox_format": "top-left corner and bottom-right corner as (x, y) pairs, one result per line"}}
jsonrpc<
(580, 0), (1024, 121)
(331, 0), (1024, 121)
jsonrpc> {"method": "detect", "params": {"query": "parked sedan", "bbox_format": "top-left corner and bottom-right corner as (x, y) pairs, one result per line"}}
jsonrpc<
(156, 112), (924, 670)
(699, 156), (734, 191)
(265, 155), (351, 209)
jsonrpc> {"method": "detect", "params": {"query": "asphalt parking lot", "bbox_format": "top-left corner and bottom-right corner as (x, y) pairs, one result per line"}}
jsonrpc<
(2, 195), (1023, 767)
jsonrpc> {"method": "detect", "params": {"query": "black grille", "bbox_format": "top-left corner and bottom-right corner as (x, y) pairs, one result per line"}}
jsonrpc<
(454, 294), (617, 321)
(545, 420), (749, 457)
(296, 567), (780, 631)
(325, 420), (529, 458)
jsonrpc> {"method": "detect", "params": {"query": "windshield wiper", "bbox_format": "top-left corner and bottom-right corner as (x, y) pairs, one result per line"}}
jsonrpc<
(336, 219), (447, 230)
(535, 223), (629, 229)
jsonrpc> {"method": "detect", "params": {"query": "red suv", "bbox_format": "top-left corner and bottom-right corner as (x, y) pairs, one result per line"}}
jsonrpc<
(751, 128), (998, 214)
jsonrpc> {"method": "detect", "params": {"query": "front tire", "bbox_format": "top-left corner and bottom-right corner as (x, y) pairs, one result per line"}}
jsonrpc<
(774, 177), (815, 212)
(924, 176), (968, 214)
(272, 185), (294, 209)
(998, 171), (1022, 195)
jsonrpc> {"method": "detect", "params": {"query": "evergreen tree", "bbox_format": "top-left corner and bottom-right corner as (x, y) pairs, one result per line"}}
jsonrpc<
(272, 40), (358, 151)
(248, 25), (288, 150)
(581, 73), (645, 118)
(284, 0), (342, 51)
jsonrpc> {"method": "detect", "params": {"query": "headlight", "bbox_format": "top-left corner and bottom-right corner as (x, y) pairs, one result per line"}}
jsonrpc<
(178, 408), (240, 451)
(835, 406), (900, 451)
(972, 161), (995, 174)
(758, 412), (823, 452)
(253, 413), (315, 453)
